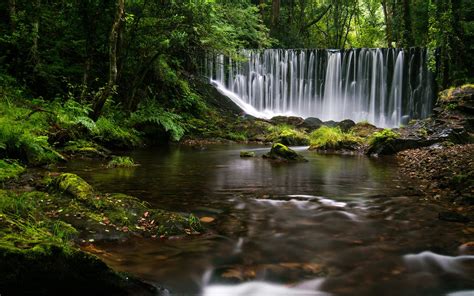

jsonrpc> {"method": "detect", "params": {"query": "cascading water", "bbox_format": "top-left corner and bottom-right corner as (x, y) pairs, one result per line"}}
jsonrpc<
(206, 48), (434, 127)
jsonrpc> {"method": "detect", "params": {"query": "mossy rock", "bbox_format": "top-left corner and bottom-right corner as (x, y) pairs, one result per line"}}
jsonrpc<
(263, 143), (307, 162)
(240, 151), (256, 157)
(366, 129), (402, 155)
(0, 243), (158, 296)
(63, 140), (110, 158)
(350, 122), (380, 138)
(53, 173), (94, 201)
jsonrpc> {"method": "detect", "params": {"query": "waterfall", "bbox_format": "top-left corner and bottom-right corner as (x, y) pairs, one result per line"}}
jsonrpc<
(206, 48), (435, 128)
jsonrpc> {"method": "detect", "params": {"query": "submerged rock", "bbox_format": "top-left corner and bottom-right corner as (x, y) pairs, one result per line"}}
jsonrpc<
(240, 151), (256, 158)
(263, 143), (307, 162)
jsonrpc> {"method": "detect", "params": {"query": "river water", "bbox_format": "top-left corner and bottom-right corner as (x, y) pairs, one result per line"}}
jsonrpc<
(64, 145), (473, 296)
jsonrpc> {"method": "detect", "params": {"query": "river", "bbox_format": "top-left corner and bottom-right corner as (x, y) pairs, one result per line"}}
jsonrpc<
(63, 144), (474, 296)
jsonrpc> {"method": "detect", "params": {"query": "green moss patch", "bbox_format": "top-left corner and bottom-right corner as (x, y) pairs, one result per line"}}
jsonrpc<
(368, 129), (400, 146)
(309, 126), (362, 151)
(266, 124), (309, 146)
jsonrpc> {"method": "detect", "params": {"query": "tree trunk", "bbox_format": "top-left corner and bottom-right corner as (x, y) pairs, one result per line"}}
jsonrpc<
(30, 0), (41, 65)
(381, 0), (392, 47)
(401, 0), (413, 46)
(92, 0), (124, 120)
(8, 0), (16, 31)
(271, 0), (280, 27)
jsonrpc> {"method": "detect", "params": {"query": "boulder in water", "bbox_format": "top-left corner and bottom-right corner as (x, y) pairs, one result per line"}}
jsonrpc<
(240, 151), (256, 158)
(263, 143), (307, 162)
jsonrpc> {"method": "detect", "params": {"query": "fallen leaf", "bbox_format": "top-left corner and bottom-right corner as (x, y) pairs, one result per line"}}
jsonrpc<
(200, 216), (215, 223)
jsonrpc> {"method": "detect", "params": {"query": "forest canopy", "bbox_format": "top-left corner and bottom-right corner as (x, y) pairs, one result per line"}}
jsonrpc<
(0, 0), (472, 119)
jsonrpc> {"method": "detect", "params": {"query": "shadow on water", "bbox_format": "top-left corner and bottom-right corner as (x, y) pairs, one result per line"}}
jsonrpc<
(63, 144), (474, 296)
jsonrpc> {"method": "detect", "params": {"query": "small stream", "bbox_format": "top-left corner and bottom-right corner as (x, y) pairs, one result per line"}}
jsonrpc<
(63, 145), (474, 296)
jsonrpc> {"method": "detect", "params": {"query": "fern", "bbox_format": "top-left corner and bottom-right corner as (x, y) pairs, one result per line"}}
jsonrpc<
(130, 100), (185, 141)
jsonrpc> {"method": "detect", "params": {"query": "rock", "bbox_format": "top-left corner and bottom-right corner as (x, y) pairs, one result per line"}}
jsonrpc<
(337, 119), (356, 132)
(263, 143), (307, 162)
(301, 117), (323, 131)
(53, 173), (94, 201)
(240, 151), (256, 158)
(350, 122), (380, 137)
(270, 116), (305, 126)
(322, 120), (337, 127)
(438, 211), (470, 223)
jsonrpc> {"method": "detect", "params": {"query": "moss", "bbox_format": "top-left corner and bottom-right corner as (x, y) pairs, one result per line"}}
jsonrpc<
(53, 173), (94, 202)
(0, 160), (25, 182)
(240, 151), (256, 157)
(309, 126), (361, 151)
(263, 143), (307, 162)
(368, 129), (399, 146)
(266, 124), (309, 146)
(106, 156), (137, 168)
(63, 140), (109, 158)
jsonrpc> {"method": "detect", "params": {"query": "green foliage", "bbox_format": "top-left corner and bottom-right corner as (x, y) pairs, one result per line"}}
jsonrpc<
(53, 99), (96, 134)
(309, 126), (361, 150)
(227, 131), (248, 142)
(0, 160), (25, 182)
(368, 129), (399, 146)
(93, 117), (140, 148)
(106, 156), (137, 168)
(130, 100), (185, 141)
(0, 100), (62, 165)
(0, 190), (76, 247)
